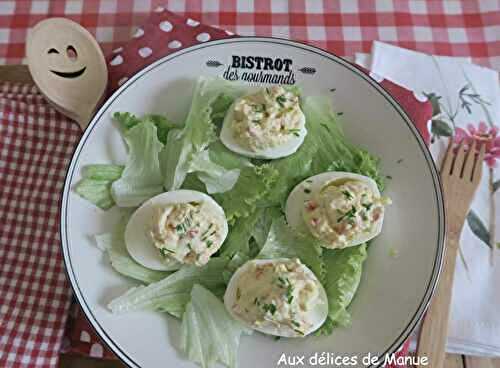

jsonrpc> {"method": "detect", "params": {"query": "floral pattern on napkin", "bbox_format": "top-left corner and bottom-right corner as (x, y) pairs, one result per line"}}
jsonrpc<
(357, 41), (500, 356)
(425, 81), (499, 259)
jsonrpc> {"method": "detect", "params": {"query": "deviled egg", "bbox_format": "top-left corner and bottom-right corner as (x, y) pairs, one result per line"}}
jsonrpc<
(224, 258), (328, 338)
(220, 86), (307, 159)
(285, 172), (391, 249)
(125, 190), (228, 271)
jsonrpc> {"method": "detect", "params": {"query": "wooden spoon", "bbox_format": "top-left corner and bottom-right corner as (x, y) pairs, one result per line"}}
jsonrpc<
(26, 18), (107, 129)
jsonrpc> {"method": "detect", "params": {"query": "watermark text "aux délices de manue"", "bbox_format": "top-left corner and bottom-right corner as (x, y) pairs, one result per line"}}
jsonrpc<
(276, 352), (429, 367)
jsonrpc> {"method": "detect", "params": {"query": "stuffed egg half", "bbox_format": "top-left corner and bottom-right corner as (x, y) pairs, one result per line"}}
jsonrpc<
(224, 258), (328, 338)
(285, 172), (390, 249)
(125, 190), (228, 271)
(220, 86), (307, 159)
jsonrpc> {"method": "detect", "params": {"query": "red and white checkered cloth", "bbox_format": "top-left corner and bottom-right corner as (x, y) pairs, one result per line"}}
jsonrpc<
(0, 0), (499, 70)
(0, 83), (81, 367)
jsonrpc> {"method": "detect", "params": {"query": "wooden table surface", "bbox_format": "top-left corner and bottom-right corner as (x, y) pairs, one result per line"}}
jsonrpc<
(1, 64), (499, 368)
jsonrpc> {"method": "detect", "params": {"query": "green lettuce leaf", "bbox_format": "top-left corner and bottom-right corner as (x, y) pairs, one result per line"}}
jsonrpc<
(250, 206), (282, 249)
(113, 112), (179, 144)
(81, 164), (124, 181)
(160, 128), (189, 191)
(113, 111), (142, 130)
(222, 252), (251, 284)
(161, 78), (248, 191)
(317, 244), (367, 334)
(180, 284), (252, 368)
(219, 208), (265, 258)
(187, 140), (254, 195)
(327, 150), (385, 192)
(95, 214), (169, 284)
(214, 164), (279, 223)
(111, 121), (165, 207)
(305, 97), (384, 189)
(181, 173), (208, 192)
(266, 96), (383, 206)
(162, 135), (243, 195)
(206, 141), (253, 170)
(75, 164), (124, 210)
(108, 257), (228, 318)
(257, 217), (324, 280)
(189, 150), (241, 194)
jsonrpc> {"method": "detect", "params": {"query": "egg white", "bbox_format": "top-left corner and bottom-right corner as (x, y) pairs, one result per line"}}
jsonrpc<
(125, 189), (229, 271)
(219, 99), (307, 159)
(285, 171), (383, 248)
(224, 258), (328, 338)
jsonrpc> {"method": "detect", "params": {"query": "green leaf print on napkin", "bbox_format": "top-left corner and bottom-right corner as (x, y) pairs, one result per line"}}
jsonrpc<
(467, 210), (491, 249)
(493, 180), (500, 193)
(430, 119), (453, 137)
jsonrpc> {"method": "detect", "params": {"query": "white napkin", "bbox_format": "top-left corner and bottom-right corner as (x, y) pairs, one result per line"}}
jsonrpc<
(355, 41), (500, 357)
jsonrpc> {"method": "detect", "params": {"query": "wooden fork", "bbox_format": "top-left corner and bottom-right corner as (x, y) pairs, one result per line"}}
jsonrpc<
(417, 139), (485, 367)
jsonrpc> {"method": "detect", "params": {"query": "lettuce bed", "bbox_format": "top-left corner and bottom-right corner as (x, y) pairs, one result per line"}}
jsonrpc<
(77, 77), (384, 368)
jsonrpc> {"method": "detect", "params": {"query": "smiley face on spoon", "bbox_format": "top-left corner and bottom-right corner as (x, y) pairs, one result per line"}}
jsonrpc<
(26, 18), (107, 128)
(47, 45), (87, 78)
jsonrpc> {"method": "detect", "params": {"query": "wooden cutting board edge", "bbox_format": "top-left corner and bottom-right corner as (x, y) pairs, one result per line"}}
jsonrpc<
(0, 64), (33, 84)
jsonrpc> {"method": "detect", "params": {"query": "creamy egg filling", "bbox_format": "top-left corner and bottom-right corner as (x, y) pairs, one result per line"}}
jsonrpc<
(231, 86), (304, 151)
(303, 179), (390, 248)
(150, 201), (223, 266)
(229, 259), (321, 336)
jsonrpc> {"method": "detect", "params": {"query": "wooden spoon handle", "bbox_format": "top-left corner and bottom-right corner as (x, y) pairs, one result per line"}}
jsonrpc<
(417, 236), (459, 368)
(26, 18), (107, 130)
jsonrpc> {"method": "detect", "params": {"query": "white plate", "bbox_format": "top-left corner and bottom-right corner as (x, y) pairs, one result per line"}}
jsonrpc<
(60, 38), (444, 368)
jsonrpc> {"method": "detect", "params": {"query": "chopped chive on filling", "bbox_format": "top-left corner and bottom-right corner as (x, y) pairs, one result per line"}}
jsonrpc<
(341, 190), (353, 200)
(337, 206), (357, 223)
(262, 303), (277, 315)
(276, 276), (294, 304)
(159, 247), (174, 258)
(286, 283), (294, 304)
(303, 188), (311, 194)
(201, 223), (213, 236)
(277, 276), (287, 287)
(288, 128), (301, 137)
(253, 104), (266, 113)
(276, 95), (287, 107)
(201, 223), (215, 241)
(362, 202), (372, 211)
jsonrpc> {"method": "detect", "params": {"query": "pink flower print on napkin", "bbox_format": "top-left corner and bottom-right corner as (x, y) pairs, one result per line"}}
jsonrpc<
(455, 122), (500, 168)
